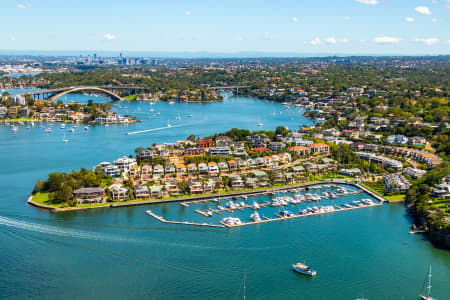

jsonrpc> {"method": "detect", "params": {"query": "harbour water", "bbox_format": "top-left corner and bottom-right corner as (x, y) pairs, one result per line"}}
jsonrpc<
(0, 92), (449, 299)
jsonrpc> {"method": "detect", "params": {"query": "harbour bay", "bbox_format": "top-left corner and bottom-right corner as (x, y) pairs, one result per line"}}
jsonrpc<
(0, 93), (449, 299)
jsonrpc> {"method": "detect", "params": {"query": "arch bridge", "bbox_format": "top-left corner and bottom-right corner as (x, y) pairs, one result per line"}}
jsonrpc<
(25, 86), (149, 102)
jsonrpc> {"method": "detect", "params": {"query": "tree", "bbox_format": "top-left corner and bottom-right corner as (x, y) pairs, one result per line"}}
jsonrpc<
(135, 147), (146, 154)
(53, 185), (73, 204)
(187, 134), (196, 142)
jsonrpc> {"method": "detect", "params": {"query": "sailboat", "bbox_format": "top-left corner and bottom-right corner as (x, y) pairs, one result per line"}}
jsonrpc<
(176, 113), (181, 120)
(63, 131), (69, 143)
(167, 120), (172, 128)
(420, 265), (436, 300)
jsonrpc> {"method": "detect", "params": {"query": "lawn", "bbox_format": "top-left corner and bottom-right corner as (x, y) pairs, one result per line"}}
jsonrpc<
(384, 194), (406, 202)
(31, 192), (68, 208)
(124, 94), (138, 100)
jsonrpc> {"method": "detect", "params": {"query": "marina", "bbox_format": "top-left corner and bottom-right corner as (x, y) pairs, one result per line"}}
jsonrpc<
(145, 182), (384, 228)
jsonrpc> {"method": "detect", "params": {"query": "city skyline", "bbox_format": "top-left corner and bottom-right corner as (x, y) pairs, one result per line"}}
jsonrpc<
(1, 0), (449, 55)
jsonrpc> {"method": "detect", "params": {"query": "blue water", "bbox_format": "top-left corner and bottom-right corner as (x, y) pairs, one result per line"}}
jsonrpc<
(0, 93), (448, 299)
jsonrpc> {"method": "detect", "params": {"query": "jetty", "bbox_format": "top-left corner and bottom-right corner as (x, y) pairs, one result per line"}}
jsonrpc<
(145, 210), (225, 228)
(220, 202), (382, 228)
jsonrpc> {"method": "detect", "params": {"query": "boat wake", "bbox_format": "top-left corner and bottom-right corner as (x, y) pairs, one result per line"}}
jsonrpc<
(0, 215), (117, 241)
(126, 123), (194, 135)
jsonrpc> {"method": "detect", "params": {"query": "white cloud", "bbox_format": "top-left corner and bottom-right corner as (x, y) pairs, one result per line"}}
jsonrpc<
(325, 38), (337, 44)
(340, 38), (349, 43)
(354, 0), (379, 5)
(103, 33), (116, 40)
(309, 38), (322, 45)
(405, 17), (415, 22)
(415, 38), (439, 45)
(415, 6), (432, 15)
(344, 16), (352, 20)
(374, 36), (401, 43)
(11, 35), (16, 41)
(431, 18), (437, 22)
(16, 3), (31, 9)
(237, 36), (244, 41)
(291, 17), (298, 23)
(184, 11), (191, 16)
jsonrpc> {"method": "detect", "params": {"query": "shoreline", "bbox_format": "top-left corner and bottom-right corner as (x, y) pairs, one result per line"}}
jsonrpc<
(27, 179), (387, 213)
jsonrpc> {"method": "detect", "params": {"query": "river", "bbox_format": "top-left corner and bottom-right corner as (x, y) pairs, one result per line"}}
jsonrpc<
(0, 92), (448, 299)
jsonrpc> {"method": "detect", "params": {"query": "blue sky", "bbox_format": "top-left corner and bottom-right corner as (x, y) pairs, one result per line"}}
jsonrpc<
(1, 0), (449, 55)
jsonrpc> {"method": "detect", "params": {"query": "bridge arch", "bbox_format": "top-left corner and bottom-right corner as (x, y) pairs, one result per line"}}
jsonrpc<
(49, 87), (124, 102)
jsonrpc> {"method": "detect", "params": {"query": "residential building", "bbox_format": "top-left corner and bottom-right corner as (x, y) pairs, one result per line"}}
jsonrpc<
(198, 138), (213, 148)
(134, 185), (150, 200)
(209, 146), (232, 156)
(114, 156), (137, 172)
(109, 184), (128, 200)
(268, 142), (286, 152)
(383, 174), (410, 193)
(73, 187), (105, 204)
(338, 168), (361, 177)
(403, 167), (426, 179)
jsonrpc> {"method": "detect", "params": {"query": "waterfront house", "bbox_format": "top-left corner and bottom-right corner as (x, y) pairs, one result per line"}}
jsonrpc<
(309, 143), (330, 154)
(134, 185), (150, 200)
(246, 158), (256, 169)
(165, 181), (180, 195)
(289, 146), (309, 156)
(203, 179), (215, 193)
(228, 160), (238, 172)
(271, 155), (280, 166)
(137, 150), (154, 161)
(291, 165), (305, 178)
(140, 164), (153, 180)
(383, 174), (410, 193)
(263, 156), (273, 168)
(187, 163), (197, 174)
(165, 164), (176, 176)
(252, 170), (270, 187)
(246, 178), (258, 188)
(128, 165), (140, 179)
(103, 164), (121, 178)
(229, 175), (245, 190)
(273, 171), (286, 184)
(236, 158), (247, 169)
(0, 106), (7, 118)
(248, 134), (271, 148)
(152, 164), (164, 178)
(285, 172), (295, 184)
(176, 163), (186, 176)
(403, 167), (426, 179)
(209, 146), (232, 156)
(338, 168), (361, 177)
(255, 157), (265, 167)
(268, 142), (286, 152)
(208, 162), (219, 176)
(215, 136), (233, 146)
(114, 156), (137, 173)
(218, 161), (229, 173)
(109, 184), (128, 201)
(73, 187), (105, 204)
(198, 163), (208, 174)
(149, 185), (166, 198)
(184, 147), (205, 156)
(8, 106), (20, 118)
(189, 180), (204, 194)
(198, 138), (213, 148)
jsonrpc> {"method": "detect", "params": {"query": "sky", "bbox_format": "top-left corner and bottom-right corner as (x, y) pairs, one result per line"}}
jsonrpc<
(1, 0), (449, 56)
